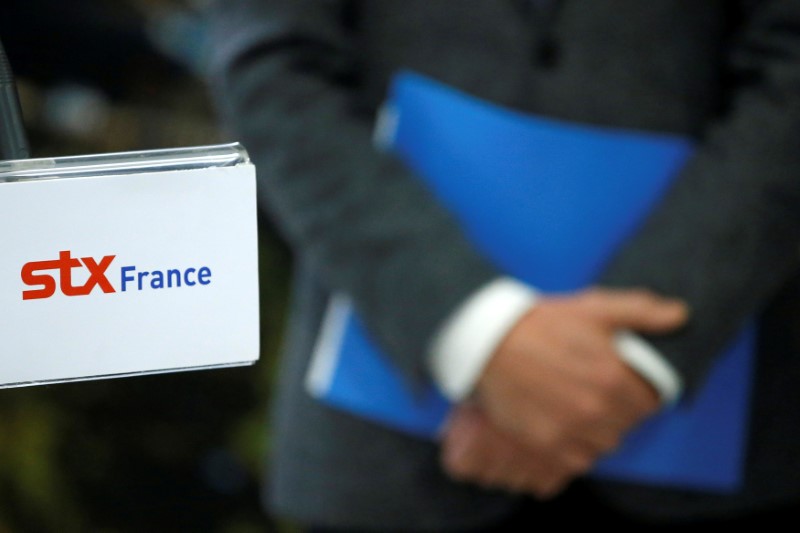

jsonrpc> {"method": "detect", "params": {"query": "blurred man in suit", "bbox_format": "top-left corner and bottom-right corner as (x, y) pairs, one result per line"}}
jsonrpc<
(207, 1), (800, 529)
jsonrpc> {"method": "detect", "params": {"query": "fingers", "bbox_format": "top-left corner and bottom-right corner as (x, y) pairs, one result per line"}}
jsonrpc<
(441, 404), (579, 499)
(504, 382), (636, 459)
(574, 354), (660, 425)
(475, 315), (657, 463)
(577, 287), (689, 333)
(515, 325), (658, 429)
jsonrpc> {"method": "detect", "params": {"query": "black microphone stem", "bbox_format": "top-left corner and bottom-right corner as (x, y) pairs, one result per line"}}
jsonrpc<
(0, 39), (30, 160)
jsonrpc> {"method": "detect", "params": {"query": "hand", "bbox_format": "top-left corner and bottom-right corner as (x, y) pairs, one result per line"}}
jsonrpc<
(443, 287), (688, 496)
(442, 402), (570, 498)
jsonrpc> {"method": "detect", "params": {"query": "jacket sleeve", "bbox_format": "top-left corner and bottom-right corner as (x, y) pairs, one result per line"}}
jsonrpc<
(204, 0), (498, 382)
(599, 0), (800, 391)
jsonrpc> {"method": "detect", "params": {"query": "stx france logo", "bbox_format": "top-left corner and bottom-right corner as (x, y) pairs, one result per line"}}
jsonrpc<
(21, 250), (213, 300)
(22, 251), (115, 300)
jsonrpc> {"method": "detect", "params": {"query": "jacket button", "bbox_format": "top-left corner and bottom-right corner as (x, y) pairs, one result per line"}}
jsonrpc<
(532, 39), (560, 69)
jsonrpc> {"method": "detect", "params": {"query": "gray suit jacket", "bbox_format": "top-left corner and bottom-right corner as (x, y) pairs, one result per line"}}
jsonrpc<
(207, 0), (800, 529)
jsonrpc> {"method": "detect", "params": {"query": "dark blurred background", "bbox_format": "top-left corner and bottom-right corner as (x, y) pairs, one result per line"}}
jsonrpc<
(0, 0), (290, 531)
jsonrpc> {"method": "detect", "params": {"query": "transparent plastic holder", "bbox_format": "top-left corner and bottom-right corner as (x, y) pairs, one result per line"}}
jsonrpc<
(0, 142), (249, 182)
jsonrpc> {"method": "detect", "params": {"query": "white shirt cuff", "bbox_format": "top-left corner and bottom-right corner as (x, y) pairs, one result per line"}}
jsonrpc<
(428, 277), (538, 401)
(615, 331), (683, 404)
(428, 277), (683, 404)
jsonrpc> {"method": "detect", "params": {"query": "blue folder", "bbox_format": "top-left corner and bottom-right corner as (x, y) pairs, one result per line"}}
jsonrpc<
(307, 71), (755, 492)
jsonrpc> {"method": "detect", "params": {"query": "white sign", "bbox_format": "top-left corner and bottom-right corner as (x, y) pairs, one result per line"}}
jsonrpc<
(0, 164), (259, 386)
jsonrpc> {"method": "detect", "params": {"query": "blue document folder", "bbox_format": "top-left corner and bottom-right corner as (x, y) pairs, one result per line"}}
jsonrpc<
(307, 71), (755, 492)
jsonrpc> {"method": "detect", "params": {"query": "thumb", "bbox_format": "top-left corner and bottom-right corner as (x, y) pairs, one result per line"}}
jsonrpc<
(578, 287), (689, 333)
